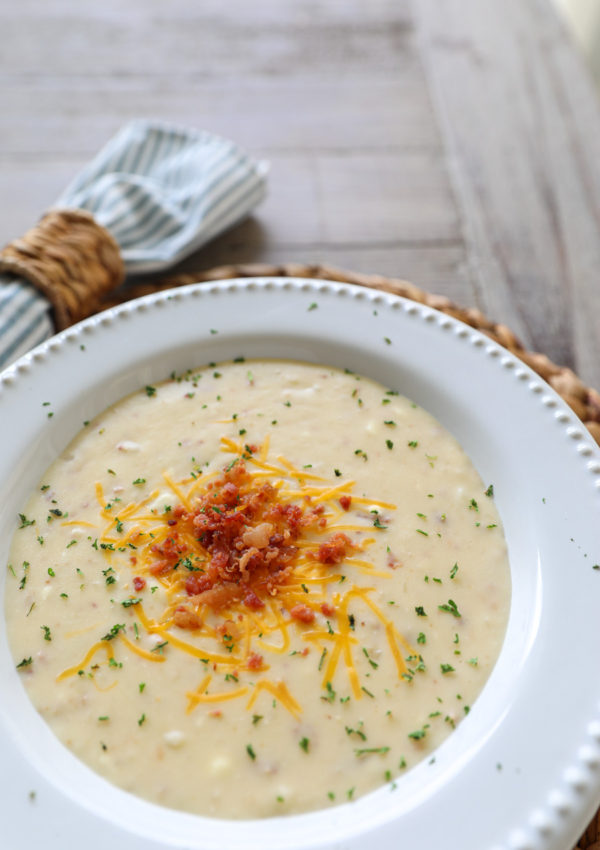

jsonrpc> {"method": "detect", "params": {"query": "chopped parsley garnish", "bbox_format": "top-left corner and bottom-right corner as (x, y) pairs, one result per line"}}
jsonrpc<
(299, 737), (310, 752)
(101, 623), (125, 641)
(18, 514), (35, 529)
(121, 597), (142, 608)
(408, 727), (427, 740)
(355, 746), (390, 756)
(438, 599), (461, 618)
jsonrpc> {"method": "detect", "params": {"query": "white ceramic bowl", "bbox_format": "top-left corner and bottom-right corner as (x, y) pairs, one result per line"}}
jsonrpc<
(1, 278), (599, 850)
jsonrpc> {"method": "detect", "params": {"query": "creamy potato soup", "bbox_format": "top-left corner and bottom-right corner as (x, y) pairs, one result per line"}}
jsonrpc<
(5, 360), (510, 818)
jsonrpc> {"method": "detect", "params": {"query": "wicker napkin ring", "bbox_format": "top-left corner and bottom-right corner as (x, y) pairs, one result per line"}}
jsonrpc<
(0, 209), (124, 330)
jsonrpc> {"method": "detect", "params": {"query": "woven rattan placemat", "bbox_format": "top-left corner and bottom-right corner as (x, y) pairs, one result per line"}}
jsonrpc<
(1, 215), (598, 846)
(106, 262), (600, 850)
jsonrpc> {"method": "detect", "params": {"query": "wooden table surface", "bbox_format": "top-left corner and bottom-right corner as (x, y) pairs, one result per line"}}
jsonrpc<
(1, 0), (600, 846)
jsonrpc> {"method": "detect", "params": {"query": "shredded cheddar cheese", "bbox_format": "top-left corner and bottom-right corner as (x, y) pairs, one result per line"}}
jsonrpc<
(56, 436), (413, 716)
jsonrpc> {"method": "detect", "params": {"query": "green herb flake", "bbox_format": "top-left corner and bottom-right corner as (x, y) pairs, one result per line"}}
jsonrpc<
(438, 599), (461, 618)
(121, 597), (142, 608)
(16, 657), (33, 669)
(408, 728), (427, 740)
(355, 746), (390, 756)
(299, 737), (310, 753)
(144, 386), (156, 397)
(40, 625), (52, 641)
(101, 623), (125, 641)
(246, 744), (256, 761)
(18, 514), (35, 529)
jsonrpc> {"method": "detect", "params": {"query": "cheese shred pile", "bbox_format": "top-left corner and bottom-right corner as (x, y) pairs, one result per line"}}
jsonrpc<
(58, 436), (416, 717)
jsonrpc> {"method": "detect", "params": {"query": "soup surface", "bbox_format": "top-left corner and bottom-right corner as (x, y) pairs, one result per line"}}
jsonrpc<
(5, 360), (510, 818)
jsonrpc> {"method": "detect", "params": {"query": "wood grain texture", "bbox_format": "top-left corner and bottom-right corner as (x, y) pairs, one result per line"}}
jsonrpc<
(416, 0), (600, 390)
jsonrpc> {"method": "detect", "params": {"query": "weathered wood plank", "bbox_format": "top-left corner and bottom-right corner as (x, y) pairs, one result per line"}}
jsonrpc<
(416, 0), (600, 389)
(0, 149), (460, 251)
(0, 74), (437, 157)
(1, 0), (415, 78)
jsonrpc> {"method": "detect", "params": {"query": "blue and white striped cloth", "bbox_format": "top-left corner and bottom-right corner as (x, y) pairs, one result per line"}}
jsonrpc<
(0, 120), (268, 368)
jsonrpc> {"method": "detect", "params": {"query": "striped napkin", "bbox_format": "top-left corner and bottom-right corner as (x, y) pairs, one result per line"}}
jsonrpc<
(0, 120), (268, 368)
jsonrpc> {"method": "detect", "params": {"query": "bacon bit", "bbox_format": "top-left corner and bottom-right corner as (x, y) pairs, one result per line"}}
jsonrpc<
(246, 652), (264, 670)
(194, 583), (242, 611)
(216, 620), (241, 641)
(387, 551), (401, 569)
(185, 572), (212, 595)
(130, 555), (137, 565)
(301, 647), (310, 656)
(148, 559), (174, 576)
(145, 458), (356, 629)
(167, 518), (177, 527)
(132, 576), (146, 591)
(173, 606), (202, 630)
(339, 495), (352, 511)
(290, 604), (316, 624)
(312, 532), (354, 565)
(243, 589), (264, 610)
(241, 522), (274, 549)
(209, 710), (223, 718)
(321, 602), (335, 616)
